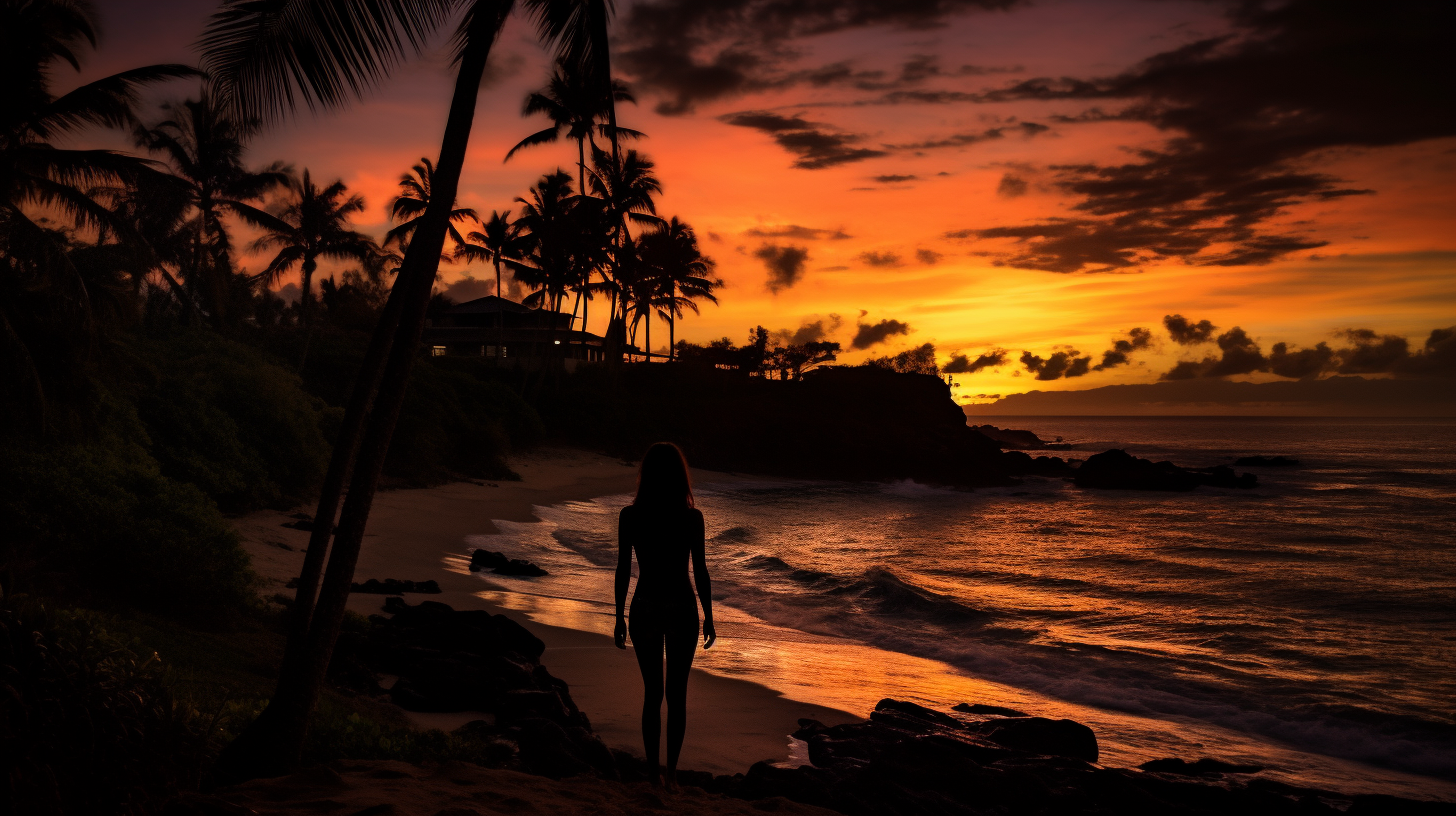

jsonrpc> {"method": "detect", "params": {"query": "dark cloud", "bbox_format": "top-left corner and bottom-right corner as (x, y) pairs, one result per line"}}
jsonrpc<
(874, 174), (919, 183)
(1332, 329), (1408, 375)
(1164, 314), (1217, 345)
(1162, 324), (1456, 380)
(720, 111), (817, 132)
(755, 244), (810, 293)
(943, 348), (1007, 374)
(722, 110), (888, 168)
(963, 0), (1454, 272)
(1093, 327), (1153, 370)
(744, 224), (851, 240)
(915, 249), (942, 265)
(775, 314), (843, 345)
(890, 121), (1048, 151)
(617, 1), (1024, 115)
(996, 174), (1028, 198)
(1268, 341), (1335, 379)
(852, 319), (913, 349)
(859, 251), (902, 267)
(1020, 349), (1090, 380)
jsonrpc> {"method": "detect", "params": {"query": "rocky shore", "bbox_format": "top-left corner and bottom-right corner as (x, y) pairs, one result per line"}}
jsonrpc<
(216, 597), (1451, 816)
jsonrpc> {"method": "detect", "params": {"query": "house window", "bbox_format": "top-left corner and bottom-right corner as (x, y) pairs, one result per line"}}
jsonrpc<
(431, 346), (447, 357)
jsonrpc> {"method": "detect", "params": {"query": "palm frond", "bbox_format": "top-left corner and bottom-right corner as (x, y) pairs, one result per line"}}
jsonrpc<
(199, 0), (457, 123)
(29, 64), (200, 140)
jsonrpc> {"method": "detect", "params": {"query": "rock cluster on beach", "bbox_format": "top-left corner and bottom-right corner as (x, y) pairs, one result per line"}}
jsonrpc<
(469, 548), (549, 576)
(694, 699), (1450, 816)
(331, 598), (624, 781)
(1074, 449), (1258, 491)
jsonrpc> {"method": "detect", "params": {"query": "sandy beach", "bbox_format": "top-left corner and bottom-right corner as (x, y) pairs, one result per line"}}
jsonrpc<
(235, 447), (858, 778)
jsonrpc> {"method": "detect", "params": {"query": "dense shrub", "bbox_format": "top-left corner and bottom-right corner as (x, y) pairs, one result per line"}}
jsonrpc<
(0, 394), (254, 616)
(385, 362), (543, 484)
(0, 598), (208, 815)
(127, 331), (336, 512)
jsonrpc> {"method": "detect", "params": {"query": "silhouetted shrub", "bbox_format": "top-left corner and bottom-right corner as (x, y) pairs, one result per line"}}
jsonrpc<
(384, 362), (542, 484)
(128, 331), (336, 512)
(0, 598), (207, 815)
(0, 394), (254, 616)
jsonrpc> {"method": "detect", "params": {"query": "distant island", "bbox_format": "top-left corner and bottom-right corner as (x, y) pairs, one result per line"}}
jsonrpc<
(963, 376), (1456, 417)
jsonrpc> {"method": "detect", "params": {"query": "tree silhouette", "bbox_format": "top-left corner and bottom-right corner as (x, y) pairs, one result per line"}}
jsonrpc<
(202, 0), (623, 778)
(1, 0), (194, 421)
(641, 216), (719, 360)
(505, 60), (641, 195)
(589, 146), (662, 358)
(384, 156), (478, 254)
(456, 209), (527, 357)
(134, 94), (290, 326)
(252, 170), (377, 325)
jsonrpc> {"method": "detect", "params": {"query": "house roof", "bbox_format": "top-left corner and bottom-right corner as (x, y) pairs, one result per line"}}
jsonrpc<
(446, 295), (536, 315)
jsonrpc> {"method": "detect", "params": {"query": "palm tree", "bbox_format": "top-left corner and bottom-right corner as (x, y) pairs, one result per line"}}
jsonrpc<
(454, 209), (526, 357)
(134, 93), (290, 326)
(383, 156), (478, 253)
(588, 145), (662, 354)
(641, 216), (719, 360)
(505, 60), (640, 195)
(202, 0), (619, 780)
(1, 0), (194, 421)
(252, 169), (377, 325)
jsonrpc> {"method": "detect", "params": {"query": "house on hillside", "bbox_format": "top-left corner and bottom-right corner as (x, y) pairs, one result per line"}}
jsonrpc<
(422, 295), (606, 368)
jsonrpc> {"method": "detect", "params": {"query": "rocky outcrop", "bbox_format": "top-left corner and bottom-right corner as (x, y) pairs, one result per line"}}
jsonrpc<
(470, 549), (549, 577)
(1074, 449), (1257, 491)
(971, 425), (1073, 451)
(328, 598), (619, 780)
(692, 699), (1450, 816)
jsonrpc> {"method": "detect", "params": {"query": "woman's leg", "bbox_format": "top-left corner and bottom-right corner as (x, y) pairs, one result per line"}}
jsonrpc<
(663, 621), (699, 781)
(630, 620), (665, 783)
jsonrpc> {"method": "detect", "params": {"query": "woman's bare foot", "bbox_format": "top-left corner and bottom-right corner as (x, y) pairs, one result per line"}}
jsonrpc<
(648, 767), (664, 788)
(664, 770), (681, 793)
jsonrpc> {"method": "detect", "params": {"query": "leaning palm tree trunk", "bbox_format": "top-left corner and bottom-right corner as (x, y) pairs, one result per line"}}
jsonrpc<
(213, 27), (500, 782)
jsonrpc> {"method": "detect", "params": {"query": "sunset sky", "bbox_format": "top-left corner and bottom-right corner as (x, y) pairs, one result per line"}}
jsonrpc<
(80, 0), (1453, 401)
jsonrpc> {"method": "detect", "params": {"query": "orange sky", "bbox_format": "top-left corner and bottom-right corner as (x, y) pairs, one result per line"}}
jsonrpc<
(80, 0), (1455, 401)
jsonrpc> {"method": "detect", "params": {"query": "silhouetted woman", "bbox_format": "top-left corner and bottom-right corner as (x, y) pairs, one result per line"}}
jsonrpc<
(615, 442), (716, 787)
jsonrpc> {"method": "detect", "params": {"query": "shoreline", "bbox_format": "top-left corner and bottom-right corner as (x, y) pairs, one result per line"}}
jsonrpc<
(236, 445), (1456, 802)
(235, 446), (858, 776)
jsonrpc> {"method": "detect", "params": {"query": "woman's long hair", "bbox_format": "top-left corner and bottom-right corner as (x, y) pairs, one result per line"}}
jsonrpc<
(634, 442), (694, 508)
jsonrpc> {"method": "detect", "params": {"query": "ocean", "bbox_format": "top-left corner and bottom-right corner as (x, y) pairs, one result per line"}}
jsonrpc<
(465, 417), (1456, 800)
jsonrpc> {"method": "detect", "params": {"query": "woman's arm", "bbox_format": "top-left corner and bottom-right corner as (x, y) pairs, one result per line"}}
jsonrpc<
(691, 510), (716, 648)
(614, 509), (631, 649)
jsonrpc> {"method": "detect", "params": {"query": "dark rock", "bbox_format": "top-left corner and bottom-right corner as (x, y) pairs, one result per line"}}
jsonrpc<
(509, 718), (596, 779)
(350, 578), (442, 594)
(493, 559), (549, 577)
(469, 549), (509, 571)
(1075, 449), (1257, 491)
(1235, 455), (1302, 467)
(470, 549), (549, 576)
(975, 717), (1099, 763)
(873, 698), (965, 730)
(1140, 757), (1264, 776)
(954, 702), (1031, 717)
(971, 425), (1073, 451)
